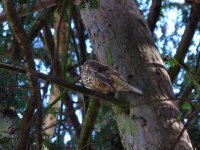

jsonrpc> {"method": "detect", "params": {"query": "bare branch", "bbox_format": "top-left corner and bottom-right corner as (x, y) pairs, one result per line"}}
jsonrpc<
(43, 24), (56, 61)
(0, 0), (56, 24)
(72, 5), (87, 64)
(147, 0), (163, 33)
(78, 99), (99, 150)
(53, 0), (67, 72)
(186, 0), (200, 4)
(0, 63), (122, 105)
(169, 4), (200, 82)
(63, 94), (81, 138)
(28, 15), (46, 42)
(181, 83), (194, 98)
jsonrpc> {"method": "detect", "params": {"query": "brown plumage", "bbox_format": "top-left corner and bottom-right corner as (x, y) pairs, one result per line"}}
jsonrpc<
(81, 60), (143, 94)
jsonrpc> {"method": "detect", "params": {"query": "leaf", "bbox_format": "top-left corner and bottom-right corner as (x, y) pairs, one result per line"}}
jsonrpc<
(181, 102), (192, 111)
(78, 0), (100, 10)
(165, 57), (177, 67)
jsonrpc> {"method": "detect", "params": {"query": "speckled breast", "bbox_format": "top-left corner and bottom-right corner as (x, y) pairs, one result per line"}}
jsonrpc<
(81, 71), (112, 93)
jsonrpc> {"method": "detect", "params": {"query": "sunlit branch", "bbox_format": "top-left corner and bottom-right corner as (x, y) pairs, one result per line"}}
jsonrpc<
(147, 0), (162, 33)
(169, 4), (200, 82)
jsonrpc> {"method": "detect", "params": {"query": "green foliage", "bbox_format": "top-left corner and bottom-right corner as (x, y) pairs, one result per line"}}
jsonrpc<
(165, 57), (178, 68)
(45, 107), (57, 118)
(0, 137), (16, 149)
(192, 79), (200, 98)
(0, 69), (26, 110)
(181, 102), (192, 111)
(43, 135), (65, 150)
(78, 0), (100, 10)
(89, 105), (123, 149)
(89, 0), (100, 9)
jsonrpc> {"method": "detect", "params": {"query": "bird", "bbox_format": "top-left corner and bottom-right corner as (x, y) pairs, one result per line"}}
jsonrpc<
(80, 60), (143, 95)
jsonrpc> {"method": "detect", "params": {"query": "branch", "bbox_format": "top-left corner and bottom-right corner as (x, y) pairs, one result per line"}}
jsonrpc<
(53, 0), (67, 72)
(28, 15), (46, 42)
(78, 99), (99, 150)
(63, 94), (81, 138)
(0, 0), (56, 24)
(2, 1), (42, 149)
(178, 60), (200, 108)
(43, 24), (56, 61)
(169, 4), (200, 83)
(2, 62), (199, 108)
(186, 0), (200, 4)
(147, 0), (162, 33)
(0, 63), (123, 105)
(181, 83), (194, 98)
(43, 22), (62, 75)
(11, 14), (47, 63)
(72, 5), (87, 64)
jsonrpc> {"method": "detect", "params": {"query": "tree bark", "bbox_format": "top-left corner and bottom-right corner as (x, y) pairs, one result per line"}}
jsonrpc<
(79, 0), (193, 149)
(44, 85), (61, 137)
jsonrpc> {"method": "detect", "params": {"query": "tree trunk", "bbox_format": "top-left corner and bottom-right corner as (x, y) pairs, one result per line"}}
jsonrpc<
(79, 0), (193, 149)
(44, 10), (67, 137)
(44, 84), (60, 137)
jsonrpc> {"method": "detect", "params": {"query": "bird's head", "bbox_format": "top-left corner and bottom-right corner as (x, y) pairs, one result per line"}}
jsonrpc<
(81, 60), (98, 72)
(80, 61), (92, 75)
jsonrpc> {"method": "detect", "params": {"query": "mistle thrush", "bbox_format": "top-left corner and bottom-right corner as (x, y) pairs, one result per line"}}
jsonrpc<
(81, 60), (143, 95)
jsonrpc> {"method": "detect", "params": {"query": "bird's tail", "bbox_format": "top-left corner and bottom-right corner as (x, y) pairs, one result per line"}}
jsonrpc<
(127, 84), (143, 95)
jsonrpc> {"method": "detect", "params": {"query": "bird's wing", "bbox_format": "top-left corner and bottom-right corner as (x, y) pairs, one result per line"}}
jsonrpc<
(105, 68), (127, 82)
(89, 66), (114, 89)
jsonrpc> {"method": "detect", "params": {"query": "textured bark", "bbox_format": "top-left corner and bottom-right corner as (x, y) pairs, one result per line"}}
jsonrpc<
(44, 85), (61, 137)
(80, 0), (193, 149)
